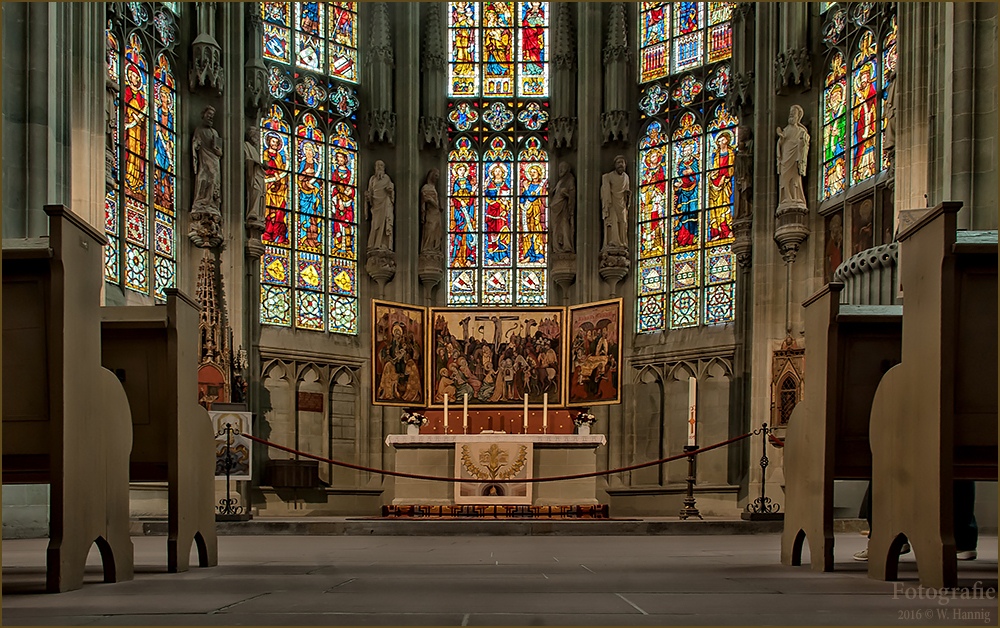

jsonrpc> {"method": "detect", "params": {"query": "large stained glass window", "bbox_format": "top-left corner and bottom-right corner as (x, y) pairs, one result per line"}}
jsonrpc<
(636, 2), (737, 332)
(259, 2), (360, 334)
(105, 2), (180, 300)
(446, 2), (550, 306)
(820, 2), (896, 199)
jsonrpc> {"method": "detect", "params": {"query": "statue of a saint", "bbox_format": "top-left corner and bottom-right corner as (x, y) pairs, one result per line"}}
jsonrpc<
(883, 70), (896, 156)
(775, 104), (810, 209)
(420, 168), (443, 254)
(550, 162), (576, 254)
(365, 160), (395, 251)
(243, 127), (265, 227)
(734, 124), (753, 220)
(600, 155), (630, 250)
(191, 106), (223, 217)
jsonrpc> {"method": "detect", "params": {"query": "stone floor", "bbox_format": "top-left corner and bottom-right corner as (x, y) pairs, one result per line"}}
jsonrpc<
(2, 530), (997, 626)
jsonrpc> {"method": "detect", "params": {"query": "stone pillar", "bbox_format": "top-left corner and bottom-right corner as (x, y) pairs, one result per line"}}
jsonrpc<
(190, 2), (224, 95)
(550, 2), (577, 149)
(366, 2), (396, 145)
(601, 3), (629, 144)
(418, 3), (447, 149)
(243, 4), (268, 121)
(773, 3), (811, 93)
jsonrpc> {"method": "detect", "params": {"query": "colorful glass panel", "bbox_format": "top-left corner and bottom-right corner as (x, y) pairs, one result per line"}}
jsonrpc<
(447, 3), (549, 306)
(259, 3), (360, 334)
(820, 4), (895, 200)
(637, 4), (737, 331)
(105, 7), (178, 300)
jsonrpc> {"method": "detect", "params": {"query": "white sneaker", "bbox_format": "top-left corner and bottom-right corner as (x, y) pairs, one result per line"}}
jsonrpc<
(853, 543), (910, 562)
(956, 550), (977, 561)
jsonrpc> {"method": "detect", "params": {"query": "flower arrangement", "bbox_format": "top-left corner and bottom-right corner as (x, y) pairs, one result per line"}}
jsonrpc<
(574, 410), (597, 427)
(400, 410), (428, 427)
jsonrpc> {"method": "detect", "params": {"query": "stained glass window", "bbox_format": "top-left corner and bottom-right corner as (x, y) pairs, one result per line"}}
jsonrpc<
(260, 2), (360, 334)
(105, 2), (179, 301)
(446, 2), (550, 306)
(820, 2), (896, 199)
(637, 3), (737, 332)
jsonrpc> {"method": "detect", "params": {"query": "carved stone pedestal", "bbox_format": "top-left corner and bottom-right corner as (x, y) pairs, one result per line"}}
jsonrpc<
(189, 210), (223, 250)
(366, 247), (397, 297)
(774, 202), (810, 263)
(245, 215), (265, 259)
(551, 253), (577, 298)
(418, 251), (444, 301)
(599, 245), (629, 295)
(732, 216), (753, 269)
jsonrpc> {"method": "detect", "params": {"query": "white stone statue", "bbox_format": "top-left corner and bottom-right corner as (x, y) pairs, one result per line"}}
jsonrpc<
(600, 155), (630, 250)
(550, 162), (576, 254)
(420, 168), (443, 254)
(191, 106), (223, 216)
(883, 71), (896, 154)
(243, 127), (265, 226)
(365, 160), (395, 251)
(775, 104), (810, 209)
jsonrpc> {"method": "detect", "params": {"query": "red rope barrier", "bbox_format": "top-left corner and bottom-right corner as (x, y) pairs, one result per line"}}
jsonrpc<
(243, 431), (754, 484)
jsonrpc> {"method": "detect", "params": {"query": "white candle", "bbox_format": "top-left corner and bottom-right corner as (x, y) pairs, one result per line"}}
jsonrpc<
(687, 377), (697, 447)
(524, 394), (529, 432)
(444, 393), (449, 434)
(543, 392), (549, 433)
(463, 393), (469, 433)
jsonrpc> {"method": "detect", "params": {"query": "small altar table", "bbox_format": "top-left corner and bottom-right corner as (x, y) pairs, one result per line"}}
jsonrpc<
(385, 434), (607, 506)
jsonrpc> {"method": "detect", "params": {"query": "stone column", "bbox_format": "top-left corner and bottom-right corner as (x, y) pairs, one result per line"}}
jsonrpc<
(600, 3), (629, 143)
(550, 2), (577, 149)
(190, 2), (224, 95)
(418, 2), (447, 150)
(366, 2), (396, 145)
(773, 3), (811, 93)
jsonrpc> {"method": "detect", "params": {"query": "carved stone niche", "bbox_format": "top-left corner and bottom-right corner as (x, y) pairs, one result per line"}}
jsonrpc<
(770, 335), (805, 432)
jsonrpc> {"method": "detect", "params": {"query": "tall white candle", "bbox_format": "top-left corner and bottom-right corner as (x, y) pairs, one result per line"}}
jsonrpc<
(524, 394), (530, 432)
(543, 392), (549, 433)
(687, 377), (697, 447)
(444, 393), (449, 433)
(463, 393), (469, 433)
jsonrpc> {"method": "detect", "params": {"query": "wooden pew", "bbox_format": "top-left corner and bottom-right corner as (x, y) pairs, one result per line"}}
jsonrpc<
(101, 289), (218, 572)
(867, 202), (998, 588)
(780, 283), (902, 571)
(2, 205), (134, 592)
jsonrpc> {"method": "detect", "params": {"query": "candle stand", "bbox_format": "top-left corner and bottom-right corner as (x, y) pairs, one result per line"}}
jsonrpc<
(678, 444), (703, 520)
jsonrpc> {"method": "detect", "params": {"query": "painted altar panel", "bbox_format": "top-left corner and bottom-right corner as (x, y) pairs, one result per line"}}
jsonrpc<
(567, 298), (623, 406)
(455, 440), (533, 505)
(372, 300), (428, 407)
(429, 306), (566, 408)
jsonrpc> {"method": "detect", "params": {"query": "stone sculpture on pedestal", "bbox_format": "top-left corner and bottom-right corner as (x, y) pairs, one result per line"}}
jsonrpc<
(189, 106), (224, 249)
(774, 104), (811, 263)
(365, 160), (395, 252)
(243, 127), (266, 256)
(419, 168), (445, 301)
(599, 155), (631, 293)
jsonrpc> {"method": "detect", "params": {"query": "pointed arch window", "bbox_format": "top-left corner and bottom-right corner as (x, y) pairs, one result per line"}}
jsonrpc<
(446, 2), (550, 306)
(104, 2), (181, 300)
(636, 2), (737, 332)
(819, 3), (897, 200)
(259, 2), (360, 334)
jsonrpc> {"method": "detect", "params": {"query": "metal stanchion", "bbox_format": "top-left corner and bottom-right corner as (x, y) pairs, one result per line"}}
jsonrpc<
(741, 423), (783, 521)
(217, 422), (252, 522)
(678, 445), (703, 520)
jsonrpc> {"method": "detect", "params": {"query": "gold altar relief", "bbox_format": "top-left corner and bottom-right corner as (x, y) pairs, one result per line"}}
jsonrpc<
(455, 441), (533, 505)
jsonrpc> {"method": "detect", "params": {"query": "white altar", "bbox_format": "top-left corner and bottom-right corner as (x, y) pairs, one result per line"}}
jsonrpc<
(385, 433), (607, 506)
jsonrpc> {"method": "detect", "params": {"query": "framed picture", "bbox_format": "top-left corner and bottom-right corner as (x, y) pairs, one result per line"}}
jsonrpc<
(454, 441), (533, 505)
(208, 411), (252, 480)
(428, 307), (566, 408)
(372, 299), (428, 407)
(567, 298), (623, 407)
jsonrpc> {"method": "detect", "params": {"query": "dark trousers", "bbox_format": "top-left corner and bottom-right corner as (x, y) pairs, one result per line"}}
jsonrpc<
(860, 480), (978, 551)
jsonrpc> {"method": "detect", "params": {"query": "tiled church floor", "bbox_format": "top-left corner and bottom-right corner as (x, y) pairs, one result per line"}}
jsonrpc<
(2, 533), (997, 626)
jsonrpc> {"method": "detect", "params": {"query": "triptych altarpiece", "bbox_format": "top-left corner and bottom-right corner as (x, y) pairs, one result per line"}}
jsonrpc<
(372, 298), (622, 409)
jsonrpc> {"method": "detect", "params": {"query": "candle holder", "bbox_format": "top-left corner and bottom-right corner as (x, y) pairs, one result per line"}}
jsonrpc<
(741, 423), (784, 521)
(678, 445), (702, 520)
